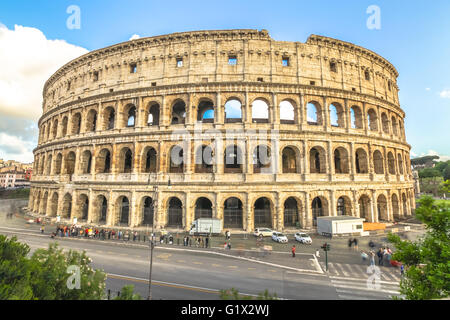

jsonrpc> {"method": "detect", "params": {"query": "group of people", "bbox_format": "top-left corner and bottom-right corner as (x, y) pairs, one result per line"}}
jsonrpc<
(181, 236), (210, 248)
(361, 245), (393, 266)
(348, 238), (359, 250)
(50, 225), (140, 242)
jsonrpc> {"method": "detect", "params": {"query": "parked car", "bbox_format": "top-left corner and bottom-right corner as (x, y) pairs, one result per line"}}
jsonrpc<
(272, 232), (288, 243)
(294, 232), (312, 244)
(253, 228), (273, 237)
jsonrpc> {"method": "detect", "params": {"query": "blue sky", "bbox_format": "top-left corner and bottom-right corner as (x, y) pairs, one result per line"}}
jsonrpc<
(0, 0), (449, 162)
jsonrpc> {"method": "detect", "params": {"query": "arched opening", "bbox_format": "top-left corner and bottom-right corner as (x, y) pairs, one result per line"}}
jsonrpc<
(40, 191), (48, 215)
(86, 109), (98, 132)
(253, 145), (271, 173)
(167, 197), (183, 227)
(39, 156), (45, 175)
(147, 104), (160, 126)
(45, 155), (52, 175)
(381, 113), (389, 133)
(49, 193), (58, 217)
(223, 197), (243, 229)
(142, 197), (154, 226)
(337, 196), (351, 216)
(367, 109), (378, 131)
(224, 145), (243, 173)
(119, 148), (133, 173)
(126, 105), (137, 127)
(80, 150), (92, 174)
(52, 120), (58, 139)
(398, 120), (404, 138)
(312, 197), (328, 226)
(98, 195), (107, 224)
(195, 145), (214, 173)
(329, 103), (344, 127)
(62, 193), (72, 219)
(103, 107), (115, 130)
(350, 106), (363, 129)
(197, 100), (214, 123)
(358, 195), (371, 221)
(334, 147), (349, 174)
(373, 150), (384, 174)
(280, 100), (295, 124)
(310, 147), (326, 173)
(398, 154), (404, 175)
(377, 195), (388, 221)
(225, 99), (242, 123)
(195, 197), (213, 219)
(171, 100), (186, 124)
(169, 145), (184, 173)
(388, 152), (396, 175)
(252, 99), (269, 123)
(392, 194), (400, 220)
(71, 113), (82, 135)
(117, 196), (130, 226)
(391, 116), (398, 135)
(79, 194), (89, 221)
(402, 193), (408, 216)
(143, 148), (157, 173)
(284, 197), (299, 228)
(65, 152), (76, 175)
(355, 148), (369, 174)
(307, 102), (321, 125)
(55, 153), (62, 175)
(282, 147), (298, 173)
(62, 117), (68, 136)
(254, 197), (272, 228)
(96, 149), (111, 173)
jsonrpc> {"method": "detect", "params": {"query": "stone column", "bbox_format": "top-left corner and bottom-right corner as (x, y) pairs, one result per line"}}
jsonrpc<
(371, 190), (377, 223)
(107, 192), (115, 226)
(87, 189), (94, 224)
(327, 140), (333, 181)
(329, 190), (336, 216)
(304, 192), (311, 229)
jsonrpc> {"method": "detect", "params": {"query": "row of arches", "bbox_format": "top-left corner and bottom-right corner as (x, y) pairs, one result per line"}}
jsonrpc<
(29, 189), (414, 229)
(34, 144), (411, 177)
(39, 97), (405, 144)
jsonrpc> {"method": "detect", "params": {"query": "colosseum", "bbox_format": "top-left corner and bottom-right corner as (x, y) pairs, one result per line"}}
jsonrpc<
(29, 29), (415, 232)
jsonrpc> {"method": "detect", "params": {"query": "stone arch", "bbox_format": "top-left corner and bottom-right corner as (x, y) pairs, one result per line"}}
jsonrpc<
(253, 144), (272, 173)
(336, 196), (352, 216)
(118, 147), (133, 173)
(86, 109), (98, 132)
(115, 196), (131, 226)
(195, 144), (214, 173)
(48, 192), (59, 217)
(197, 98), (215, 123)
(224, 98), (243, 123)
(251, 98), (269, 123)
(195, 197), (213, 219)
(358, 194), (372, 221)
(397, 153), (404, 175)
(54, 153), (63, 175)
(71, 112), (82, 135)
(141, 146), (158, 173)
(223, 197), (243, 229)
(402, 193), (409, 216)
(388, 152), (396, 175)
(64, 151), (76, 175)
(39, 191), (49, 215)
(350, 105), (363, 129)
(367, 108), (378, 131)
(45, 155), (52, 175)
(355, 148), (369, 174)
(52, 119), (59, 139)
(141, 196), (154, 226)
(311, 196), (329, 226)
(392, 193), (400, 220)
(96, 148), (112, 173)
(334, 147), (349, 174)
(77, 194), (89, 221)
(381, 112), (389, 133)
(284, 197), (300, 228)
(377, 194), (388, 221)
(253, 197), (273, 228)
(307, 101), (322, 125)
(373, 150), (384, 174)
(280, 100), (295, 124)
(310, 146), (326, 173)
(124, 104), (137, 127)
(80, 150), (93, 174)
(282, 146), (300, 173)
(224, 144), (243, 173)
(171, 99), (186, 124)
(103, 106), (115, 130)
(169, 144), (184, 173)
(61, 116), (68, 136)
(391, 116), (398, 135)
(329, 102), (345, 127)
(62, 193), (72, 219)
(91, 194), (108, 224)
(147, 102), (160, 126)
(167, 197), (183, 227)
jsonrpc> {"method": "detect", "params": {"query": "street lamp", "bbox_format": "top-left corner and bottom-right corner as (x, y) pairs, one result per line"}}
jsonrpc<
(148, 184), (158, 300)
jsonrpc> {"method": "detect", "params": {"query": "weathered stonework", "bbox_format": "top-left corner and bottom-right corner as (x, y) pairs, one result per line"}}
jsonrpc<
(29, 29), (415, 232)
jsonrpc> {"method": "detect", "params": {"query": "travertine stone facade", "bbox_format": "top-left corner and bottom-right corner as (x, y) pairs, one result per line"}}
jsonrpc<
(29, 29), (415, 231)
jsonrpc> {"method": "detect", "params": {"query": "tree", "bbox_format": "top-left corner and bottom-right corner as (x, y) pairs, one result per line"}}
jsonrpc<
(114, 285), (141, 300)
(387, 196), (450, 300)
(418, 168), (442, 179)
(220, 288), (278, 300)
(420, 176), (444, 197)
(0, 236), (140, 300)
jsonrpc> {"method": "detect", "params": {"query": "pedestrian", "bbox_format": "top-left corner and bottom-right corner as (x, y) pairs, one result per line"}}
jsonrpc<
(227, 242), (231, 250)
(348, 238), (353, 249)
(40, 225), (45, 234)
(224, 242), (227, 249)
(369, 251), (375, 266)
(291, 245), (296, 258)
(353, 238), (358, 250)
(377, 248), (384, 266)
(133, 231), (137, 241)
(226, 230), (231, 240)
(205, 237), (209, 248)
(400, 264), (405, 277)
(361, 251), (368, 261)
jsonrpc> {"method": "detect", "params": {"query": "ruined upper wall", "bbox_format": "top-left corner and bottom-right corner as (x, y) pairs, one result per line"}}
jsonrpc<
(42, 29), (400, 113)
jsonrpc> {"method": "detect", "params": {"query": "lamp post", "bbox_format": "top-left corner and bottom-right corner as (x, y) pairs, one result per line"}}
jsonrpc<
(148, 184), (158, 300)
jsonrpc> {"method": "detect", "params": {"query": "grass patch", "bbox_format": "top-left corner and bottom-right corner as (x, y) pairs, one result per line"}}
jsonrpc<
(0, 188), (30, 199)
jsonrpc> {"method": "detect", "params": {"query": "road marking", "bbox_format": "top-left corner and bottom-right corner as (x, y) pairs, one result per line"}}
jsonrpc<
(330, 276), (399, 286)
(211, 264), (220, 267)
(334, 263), (349, 277)
(267, 269), (277, 273)
(338, 294), (372, 300)
(335, 288), (391, 299)
(107, 251), (114, 254)
(176, 260), (185, 263)
(227, 266), (238, 269)
(193, 261), (203, 265)
(331, 280), (399, 294)
(248, 267), (256, 270)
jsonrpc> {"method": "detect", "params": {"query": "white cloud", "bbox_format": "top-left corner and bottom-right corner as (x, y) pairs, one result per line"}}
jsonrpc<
(440, 90), (450, 99)
(416, 150), (450, 162)
(129, 34), (141, 41)
(0, 132), (35, 163)
(0, 24), (88, 121)
(425, 88), (431, 91)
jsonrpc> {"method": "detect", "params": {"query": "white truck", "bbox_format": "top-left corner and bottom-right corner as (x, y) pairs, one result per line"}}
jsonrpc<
(189, 218), (222, 236)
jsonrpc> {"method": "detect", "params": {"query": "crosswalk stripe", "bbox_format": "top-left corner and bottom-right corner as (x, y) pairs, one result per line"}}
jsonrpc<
(334, 263), (349, 277)
(331, 282), (399, 295)
(338, 294), (372, 300)
(330, 275), (399, 286)
(335, 288), (392, 299)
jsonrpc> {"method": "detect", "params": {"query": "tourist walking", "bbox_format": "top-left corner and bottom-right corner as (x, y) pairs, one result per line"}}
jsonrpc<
(377, 248), (384, 266)
(291, 245), (296, 258)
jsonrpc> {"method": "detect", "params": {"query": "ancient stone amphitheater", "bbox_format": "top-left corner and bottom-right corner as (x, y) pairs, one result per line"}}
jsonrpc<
(29, 29), (415, 232)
